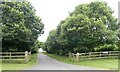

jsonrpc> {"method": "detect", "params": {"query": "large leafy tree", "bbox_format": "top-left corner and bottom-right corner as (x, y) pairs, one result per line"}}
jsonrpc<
(68, 2), (118, 51)
(2, 2), (44, 52)
(45, 30), (60, 54)
(45, 1), (119, 55)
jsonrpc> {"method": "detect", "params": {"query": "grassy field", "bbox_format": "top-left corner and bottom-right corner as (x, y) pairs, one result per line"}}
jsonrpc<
(45, 53), (118, 70)
(1, 53), (38, 70)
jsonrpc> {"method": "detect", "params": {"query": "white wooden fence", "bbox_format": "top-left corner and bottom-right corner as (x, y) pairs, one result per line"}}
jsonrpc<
(0, 51), (31, 63)
(69, 51), (120, 61)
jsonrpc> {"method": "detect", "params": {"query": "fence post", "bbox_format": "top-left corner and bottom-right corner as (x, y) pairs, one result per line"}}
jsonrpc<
(10, 52), (11, 60)
(29, 51), (31, 55)
(76, 53), (79, 61)
(69, 52), (71, 59)
(100, 52), (101, 58)
(25, 51), (28, 63)
(28, 51), (31, 61)
(109, 51), (111, 58)
(89, 52), (91, 59)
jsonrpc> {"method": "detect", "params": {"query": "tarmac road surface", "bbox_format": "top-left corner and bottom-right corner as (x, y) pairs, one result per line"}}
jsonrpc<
(26, 53), (103, 70)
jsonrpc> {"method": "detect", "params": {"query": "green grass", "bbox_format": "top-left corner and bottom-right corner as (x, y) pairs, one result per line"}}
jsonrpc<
(1, 53), (38, 70)
(45, 53), (118, 70)
(0, 61), (2, 71)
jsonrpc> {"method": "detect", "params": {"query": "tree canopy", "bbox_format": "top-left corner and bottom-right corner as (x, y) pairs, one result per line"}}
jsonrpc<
(2, 1), (44, 52)
(45, 1), (119, 55)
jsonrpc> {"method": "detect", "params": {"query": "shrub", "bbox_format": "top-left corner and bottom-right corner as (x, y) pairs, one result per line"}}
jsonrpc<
(73, 46), (90, 53)
(95, 44), (118, 52)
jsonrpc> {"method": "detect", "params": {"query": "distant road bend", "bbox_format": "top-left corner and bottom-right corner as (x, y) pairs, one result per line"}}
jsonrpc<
(26, 53), (102, 70)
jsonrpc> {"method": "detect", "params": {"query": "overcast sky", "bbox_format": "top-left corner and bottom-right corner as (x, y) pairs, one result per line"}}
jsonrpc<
(29, 0), (119, 42)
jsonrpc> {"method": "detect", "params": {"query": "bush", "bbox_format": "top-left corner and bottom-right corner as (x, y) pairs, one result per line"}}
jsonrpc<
(95, 44), (118, 52)
(73, 46), (90, 53)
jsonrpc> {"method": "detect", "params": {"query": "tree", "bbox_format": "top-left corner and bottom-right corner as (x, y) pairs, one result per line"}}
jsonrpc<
(45, 1), (119, 55)
(45, 30), (59, 54)
(31, 40), (44, 53)
(2, 1), (44, 52)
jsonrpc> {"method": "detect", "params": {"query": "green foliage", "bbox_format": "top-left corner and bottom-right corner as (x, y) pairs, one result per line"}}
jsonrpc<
(1, 2), (44, 52)
(95, 44), (118, 51)
(31, 40), (44, 53)
(73, 46), (91, 53)
(45, 1), (119, 55)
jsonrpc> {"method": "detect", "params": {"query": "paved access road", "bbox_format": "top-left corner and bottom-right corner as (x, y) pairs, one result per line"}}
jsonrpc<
(26, 53), (103, 70)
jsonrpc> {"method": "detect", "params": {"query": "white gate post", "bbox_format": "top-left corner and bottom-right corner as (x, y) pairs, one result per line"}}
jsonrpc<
(76, 53), (80, 61)
(25, 51), (28, 63)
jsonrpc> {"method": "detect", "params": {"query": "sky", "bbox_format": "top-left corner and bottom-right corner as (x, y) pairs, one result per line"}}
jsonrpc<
(29, 0), (120, 42)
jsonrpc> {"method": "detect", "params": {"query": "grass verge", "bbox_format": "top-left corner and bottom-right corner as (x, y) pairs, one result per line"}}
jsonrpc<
(45, 53), (118, 70)
(2, 53), (38, 70)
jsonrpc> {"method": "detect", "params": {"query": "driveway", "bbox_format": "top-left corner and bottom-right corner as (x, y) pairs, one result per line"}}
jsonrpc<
(26, 53), (102, 70)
